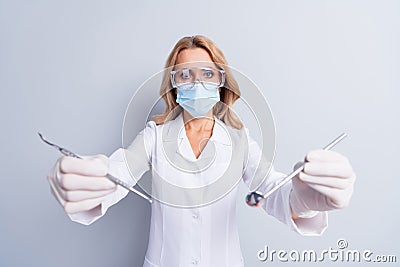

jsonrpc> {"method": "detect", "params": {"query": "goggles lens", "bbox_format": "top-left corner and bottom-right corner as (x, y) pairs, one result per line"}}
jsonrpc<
(171, 67), (225, 90)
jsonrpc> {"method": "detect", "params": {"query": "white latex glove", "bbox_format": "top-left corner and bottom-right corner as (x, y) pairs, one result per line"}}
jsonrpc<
(290, 149), (356, 218)
(47, 155), (117, 214)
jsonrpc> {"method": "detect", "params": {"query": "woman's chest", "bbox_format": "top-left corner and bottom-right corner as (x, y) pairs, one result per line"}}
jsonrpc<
(150, 135), (246, 207)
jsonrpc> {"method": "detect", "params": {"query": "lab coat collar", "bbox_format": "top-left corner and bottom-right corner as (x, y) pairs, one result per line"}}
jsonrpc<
(162, 112), (231, 146)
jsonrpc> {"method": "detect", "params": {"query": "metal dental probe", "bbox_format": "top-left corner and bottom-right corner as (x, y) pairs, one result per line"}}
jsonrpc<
(246, 133), (348, 207)
(38, 132), (152, 204)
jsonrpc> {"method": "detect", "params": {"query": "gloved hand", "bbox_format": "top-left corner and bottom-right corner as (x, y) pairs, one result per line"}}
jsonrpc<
(47, 155), (117, 214)
(290, 149), (356, 218)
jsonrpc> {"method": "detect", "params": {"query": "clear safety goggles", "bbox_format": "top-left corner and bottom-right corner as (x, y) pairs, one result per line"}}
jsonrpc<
(170, 67), (225, 90)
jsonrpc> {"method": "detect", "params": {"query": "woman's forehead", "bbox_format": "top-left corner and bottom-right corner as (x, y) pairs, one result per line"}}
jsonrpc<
(176, 48), (213, 64)
(174, 61), (218, 70)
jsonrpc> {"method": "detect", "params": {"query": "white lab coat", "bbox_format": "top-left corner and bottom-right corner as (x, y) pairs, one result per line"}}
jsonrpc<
(69, 112), (328, 267)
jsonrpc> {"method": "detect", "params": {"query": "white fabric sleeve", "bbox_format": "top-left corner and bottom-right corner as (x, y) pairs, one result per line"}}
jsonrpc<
(68, 121), (155, 225)
(241, 128), (328, 236)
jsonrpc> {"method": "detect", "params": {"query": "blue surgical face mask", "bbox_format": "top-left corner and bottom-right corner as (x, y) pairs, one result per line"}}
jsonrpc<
(176, 82), (220, 118)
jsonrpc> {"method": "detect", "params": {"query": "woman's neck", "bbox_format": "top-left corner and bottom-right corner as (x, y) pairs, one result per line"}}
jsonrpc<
(183, 111), (215, 132)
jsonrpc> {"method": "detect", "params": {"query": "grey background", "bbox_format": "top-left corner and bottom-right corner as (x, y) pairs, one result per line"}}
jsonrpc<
(0, 0), (399, 266)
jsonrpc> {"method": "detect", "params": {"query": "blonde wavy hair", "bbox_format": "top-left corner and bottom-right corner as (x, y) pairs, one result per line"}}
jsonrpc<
(152, 35), (243, 129)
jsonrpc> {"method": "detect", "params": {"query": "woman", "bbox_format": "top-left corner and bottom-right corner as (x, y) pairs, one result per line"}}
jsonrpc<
(47, 35), (356, 267)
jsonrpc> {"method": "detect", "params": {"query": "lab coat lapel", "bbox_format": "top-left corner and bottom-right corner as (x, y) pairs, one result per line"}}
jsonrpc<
(161, 112), (218, 172)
